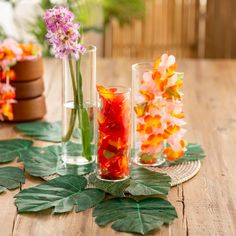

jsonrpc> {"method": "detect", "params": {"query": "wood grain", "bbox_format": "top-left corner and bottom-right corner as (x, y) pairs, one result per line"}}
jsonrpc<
(0, 58), (236, 236)
(104, 0), (200, 59)
(205, 0), (236, 58)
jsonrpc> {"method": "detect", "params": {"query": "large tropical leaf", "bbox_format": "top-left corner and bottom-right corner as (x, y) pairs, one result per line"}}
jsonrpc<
(15, 121), (61, 142)
(0, 139), (33, 163)
(0, 167), (25, 194)
(89, 167), (171, 197)
(21, 144), (60, 177)
(15, 175), (104, 213)
(15, 175), (86, 213)
(75, 188), (106, 212)
(93, 198), (177, 235)
(89, 174), (130, 197)
(126, 167), (171, 196)
(167, 143), (206, 166)
(21, 143), (95, 177)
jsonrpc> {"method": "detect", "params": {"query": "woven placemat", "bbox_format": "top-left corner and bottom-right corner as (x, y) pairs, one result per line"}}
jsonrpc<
(43, 160), (201, 186)
(146, 160), (201, 187)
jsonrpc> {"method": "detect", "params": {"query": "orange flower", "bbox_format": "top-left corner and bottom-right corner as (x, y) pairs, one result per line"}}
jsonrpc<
(162, 86), (181, 100)
(151, 54), (177, 93)
(1, 103), (14, 120)
(153, 76), (168, 92)
(2, 89), (15, 100)
(140, 89), (155, 101)
(144, 114), (162, 128)
(19, 43), (41, 59)
(97, 85), (117, 100)
(136, 115), (161, 134)
(171, 112), (185, 119)
(0, 69), (16, 81)
(0, 50), (4, 60)
(163, 147), (184, 160)
(163, 140), (186, 160)
(136, 123), (146, 134)
(163, 125), (180, 139)
(165, 64), (176, 79)
(141, 134), (164, 151)
(134, 102), (147, 117)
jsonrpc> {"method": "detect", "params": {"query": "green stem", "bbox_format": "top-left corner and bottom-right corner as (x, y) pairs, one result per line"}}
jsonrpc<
(62, 54), (92, 161)
(68, 55), (78, 104)
(62, 56), (78, 142)
(76, 59), (83, 106)
(62, 108), (76, 142)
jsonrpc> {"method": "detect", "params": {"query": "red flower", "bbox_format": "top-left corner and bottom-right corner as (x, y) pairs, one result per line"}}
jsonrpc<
(97, 86), (130, 180)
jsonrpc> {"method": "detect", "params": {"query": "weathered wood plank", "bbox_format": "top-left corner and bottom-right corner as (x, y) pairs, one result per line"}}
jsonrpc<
(205, 0), (236, 58)
(104, 0), (200, 58)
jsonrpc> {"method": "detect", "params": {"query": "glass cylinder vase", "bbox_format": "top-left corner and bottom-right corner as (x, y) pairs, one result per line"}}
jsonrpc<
(96, 86), (131, 181)
(61, 45), (96, 166)
(132, 62), (166, 166)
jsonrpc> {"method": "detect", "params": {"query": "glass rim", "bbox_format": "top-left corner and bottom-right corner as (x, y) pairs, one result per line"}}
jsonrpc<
(97, 85), (131, 95)
(83, 44), (96, 53)
(132, 62), (184, 75)
(132, 62), (153, 71)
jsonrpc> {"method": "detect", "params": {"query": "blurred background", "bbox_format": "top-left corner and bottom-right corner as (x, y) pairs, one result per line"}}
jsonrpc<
(0, 0), (235, 59)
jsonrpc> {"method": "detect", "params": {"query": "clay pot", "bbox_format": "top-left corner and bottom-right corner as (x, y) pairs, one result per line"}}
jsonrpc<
(5, 57), (47, 122)
(12, 57), (43, 81)
(12, 95), (47, 122)
(11, 77), (44, 99)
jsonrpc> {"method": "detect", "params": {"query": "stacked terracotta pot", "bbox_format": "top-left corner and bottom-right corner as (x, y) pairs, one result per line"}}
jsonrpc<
(11, 57), (46, 121)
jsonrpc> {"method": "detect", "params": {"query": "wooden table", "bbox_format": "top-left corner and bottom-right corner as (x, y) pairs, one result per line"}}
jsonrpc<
(1, 58), (236, 236)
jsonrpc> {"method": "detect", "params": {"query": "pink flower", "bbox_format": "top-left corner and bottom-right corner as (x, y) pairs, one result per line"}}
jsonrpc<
(140, 72), (162, 100)
(44, 6), (85, 59)
(168, 128), (187, 152)
(153, 53), (176, 79)
(0, 39), (23, 70)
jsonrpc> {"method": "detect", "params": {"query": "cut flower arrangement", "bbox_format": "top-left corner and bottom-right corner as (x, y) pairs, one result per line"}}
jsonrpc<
(44, 6), (94, 164)
(0, 5), (206, 236)
(133, 54), (186, 166)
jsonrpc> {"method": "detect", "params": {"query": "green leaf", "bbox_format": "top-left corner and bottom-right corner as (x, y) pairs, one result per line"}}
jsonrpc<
(20, 145), (59, 177)
(0, 25), (7, 41)
(80, 108), (92, 160)
(75, 188), (105, 212)
(15, 175), (87, 213)
(15, 121), (61, 143)
(102, 0), (145, 25)
(89, 167), (171, 197)
(93, 198), (177, 235)
(89, 174), (130, 197)
(126, 167), (171, 196)
(0, 186), (6, 194)
(75, 59), (92, 161)
(0, 139), (33, 163)
(21, 143), (95, 177)
(0, 167), (25, 193)
(167, 143), (206, 166)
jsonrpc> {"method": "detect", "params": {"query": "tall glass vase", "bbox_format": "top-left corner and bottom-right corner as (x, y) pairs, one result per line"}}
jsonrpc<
(61, 45), (96, 166)
(96, 86), (131, 181)
(132, 62), (166, 166)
